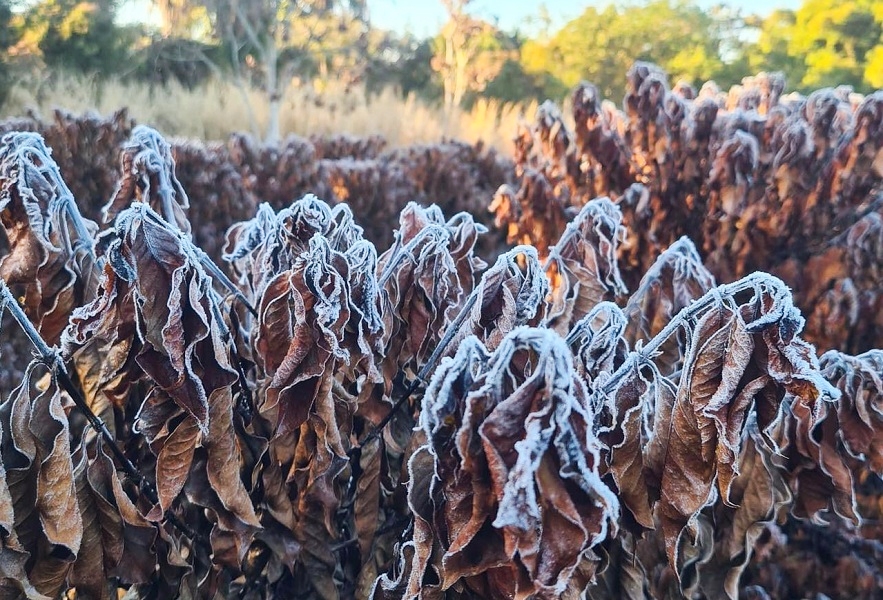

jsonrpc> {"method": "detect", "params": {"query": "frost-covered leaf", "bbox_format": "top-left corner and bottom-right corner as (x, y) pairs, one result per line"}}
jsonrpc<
(378, 203), (484, 392)
(224, 196), (365, 302)
(568, 301), (628, 387)
(392, 328), (619, 599)
(624, 236), (716, 374)
(103, 126), (190, 232)
(546, 197), (627, 334)
(819, 350), (883, 475)
(452, 245), (548, 352)
(0, 132), (98, 345)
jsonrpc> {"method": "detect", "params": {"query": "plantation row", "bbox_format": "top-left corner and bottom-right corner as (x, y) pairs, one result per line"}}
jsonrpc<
(0, 63), (880, 599)
(496, 65), (883, 356)
(0, 109), (513, 260)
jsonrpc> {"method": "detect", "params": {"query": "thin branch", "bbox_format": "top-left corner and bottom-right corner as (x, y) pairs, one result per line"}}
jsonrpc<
(196, 246), (259, 317)
(0, 280), (202, 544)
(233, 3), (267, 62)
(598, 272), (789, 396)
(359, 264), (483, 448)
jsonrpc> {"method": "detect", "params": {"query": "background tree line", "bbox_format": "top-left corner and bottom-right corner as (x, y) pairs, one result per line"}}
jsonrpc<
(1, 0), (881, 141)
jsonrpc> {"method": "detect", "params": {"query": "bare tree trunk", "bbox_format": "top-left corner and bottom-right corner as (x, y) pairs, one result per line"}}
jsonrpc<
(444, 29), (456, 110)
(453, 43), (468, 108)
(265, 41), (281, 145)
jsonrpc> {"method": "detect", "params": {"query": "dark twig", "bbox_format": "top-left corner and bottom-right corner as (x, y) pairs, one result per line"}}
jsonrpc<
(0, 280), (201, 543)
(330, 516), (413, 553)
(359, 285), (479, 448)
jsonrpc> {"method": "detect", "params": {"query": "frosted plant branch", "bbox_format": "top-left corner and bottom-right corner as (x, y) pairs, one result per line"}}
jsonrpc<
(0, 132), (95, 260)
(377, 224), (448, 288)
(360, 285), (479, 447)
(599, 272), (808, 396)
(0, 279), (201, 542)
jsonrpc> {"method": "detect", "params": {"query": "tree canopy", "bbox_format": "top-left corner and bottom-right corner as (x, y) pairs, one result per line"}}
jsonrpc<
(0, 0), (881, 118)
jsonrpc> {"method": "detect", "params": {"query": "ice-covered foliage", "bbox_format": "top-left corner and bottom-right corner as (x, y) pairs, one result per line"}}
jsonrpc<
(0, 73), (881, 600)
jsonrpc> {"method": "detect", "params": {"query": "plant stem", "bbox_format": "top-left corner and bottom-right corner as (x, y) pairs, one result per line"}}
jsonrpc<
(599, 271), (780, 395)
(0, 280), (201, 543)
(196, 245), (258, 317)
(377, 225), (447, 288)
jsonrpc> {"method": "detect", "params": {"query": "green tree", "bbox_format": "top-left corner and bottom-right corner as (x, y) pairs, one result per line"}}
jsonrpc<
(790, 0), (882, 91)
(14, 0), (134, 75)
(519, 1), (739, 103)
(742, 10), (806, 87)
(742, 0), (883, 93)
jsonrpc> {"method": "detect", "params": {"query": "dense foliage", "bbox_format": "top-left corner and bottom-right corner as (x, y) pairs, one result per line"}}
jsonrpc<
(0, 63), (881, 599)
(2, 0), (883, 113)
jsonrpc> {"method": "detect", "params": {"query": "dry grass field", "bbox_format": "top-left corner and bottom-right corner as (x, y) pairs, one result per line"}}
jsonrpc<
(1, 73), (535, 150)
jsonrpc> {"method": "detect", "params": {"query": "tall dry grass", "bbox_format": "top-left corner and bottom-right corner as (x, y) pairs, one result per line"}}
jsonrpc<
(1, 73), (536, 152)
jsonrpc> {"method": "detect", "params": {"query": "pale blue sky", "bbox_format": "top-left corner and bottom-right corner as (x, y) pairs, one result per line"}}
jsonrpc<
(367, 1), (803, 37)
(121, 1), (805, 34)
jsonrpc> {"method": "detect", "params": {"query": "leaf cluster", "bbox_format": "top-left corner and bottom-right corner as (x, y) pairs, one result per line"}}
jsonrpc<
(0, 119), (880, 600)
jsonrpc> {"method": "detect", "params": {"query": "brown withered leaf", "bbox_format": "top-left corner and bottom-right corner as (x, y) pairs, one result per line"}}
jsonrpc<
(567, 301), (628, 388)
(339, 239), (385, 421)
(103, 126), (190, 232)
(403, 328), (619, 599)
(585, 534), (646, 600)
(149, 415), (199, 520)
(254, 234), (350, 438)
(819, 350), (883, 475)
(0, 364), (79, 598)
(205, 386), (259, 529)
(602, 362), (659, 532)
(354, 436), (382, 564)
(251, 233), (356, 597)
(743, 283), (857, 524)
(0, 132), (99, 346)
(624, 236), (716, 374)
(0, 371), (49, 600)
(66, 203), (258, 536)
(28, 374), (82, 560)
(69, 444), (116, 600)
(652, 304), (753, 571)
(452, 245), (548, 352)
(695, 414), (791, 600)
(545, 197), (628, 334)
(63, 260), (140, 416)
(378, 203), (484, 389)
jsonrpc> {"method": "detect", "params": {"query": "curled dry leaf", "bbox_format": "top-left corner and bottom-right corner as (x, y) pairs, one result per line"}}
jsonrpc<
(251, 234), (353, 598)
(0, 132), (98, 346)
(64, 203), (258, 543)
(545, 197), (628, 334)
(451, 245), (549, 352)
(624, 236), (716, 374)
(567, 301), (628, 389)
(103, 126), (190, 232)
(380, 328), (619, 599)
(0, 363), (80, 599)
(224, 196), (365, 302)
(819, 350), (883, 476)
(591, 274), (850, 598)
(378, 203), (486, 389)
